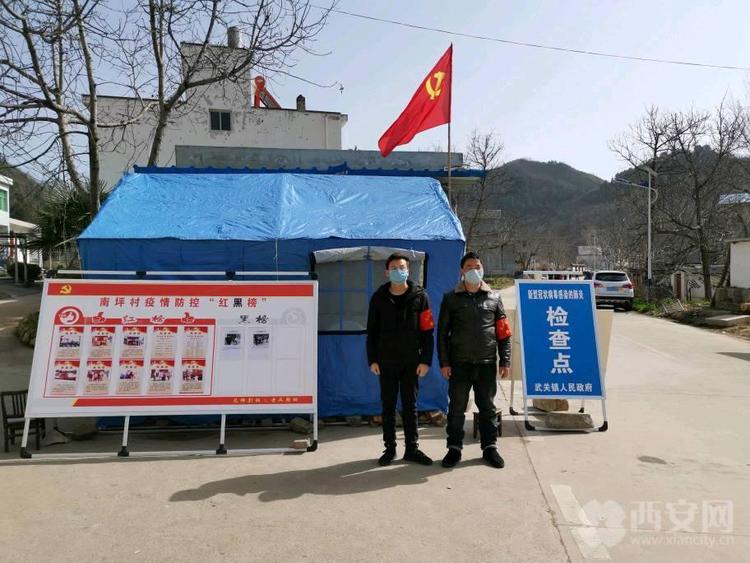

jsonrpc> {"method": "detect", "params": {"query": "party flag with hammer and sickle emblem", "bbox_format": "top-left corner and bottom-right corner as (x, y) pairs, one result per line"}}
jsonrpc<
(378, 45), (452, 157)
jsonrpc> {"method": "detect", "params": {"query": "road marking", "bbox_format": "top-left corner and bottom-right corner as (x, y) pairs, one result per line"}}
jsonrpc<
(551, 484), (611, 559)
(620, 336), (678, 361)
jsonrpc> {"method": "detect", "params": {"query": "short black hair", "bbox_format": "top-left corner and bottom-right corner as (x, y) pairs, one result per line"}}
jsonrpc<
(460, 251), (481, 268)
(385, 253), (410, 269)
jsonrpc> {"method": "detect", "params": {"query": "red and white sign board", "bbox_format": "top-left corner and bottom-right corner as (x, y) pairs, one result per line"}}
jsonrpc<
(26, 279), (318, 417)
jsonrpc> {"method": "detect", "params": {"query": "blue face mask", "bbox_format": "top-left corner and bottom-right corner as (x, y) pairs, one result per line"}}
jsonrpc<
(464, 268), (484, 284)
(388, 268), (409, 283)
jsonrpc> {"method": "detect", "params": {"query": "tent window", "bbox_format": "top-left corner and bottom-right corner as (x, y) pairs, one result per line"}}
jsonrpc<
(313, 247), (427, 334)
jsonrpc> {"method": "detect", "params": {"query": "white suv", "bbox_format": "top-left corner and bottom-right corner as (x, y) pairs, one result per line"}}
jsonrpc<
(593, 270), (634, 310)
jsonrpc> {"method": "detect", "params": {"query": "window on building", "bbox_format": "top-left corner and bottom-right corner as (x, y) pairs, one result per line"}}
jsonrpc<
(209, 110), (231, 131)
(0, 189), (8, 212)
(312, 246), (427, 333)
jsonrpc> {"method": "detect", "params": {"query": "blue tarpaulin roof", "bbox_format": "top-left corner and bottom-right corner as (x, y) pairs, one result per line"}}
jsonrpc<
(79, 171), (465, 419)
(80, 172), (463, 242)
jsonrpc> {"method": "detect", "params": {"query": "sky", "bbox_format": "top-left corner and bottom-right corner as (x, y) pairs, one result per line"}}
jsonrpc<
(263, 0), (750, 180)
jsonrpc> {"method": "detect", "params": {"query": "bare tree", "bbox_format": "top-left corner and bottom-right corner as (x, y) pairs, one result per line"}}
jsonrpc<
(609, 102), (747, 300)
(657, 103), (745, 300)
(510, 221), (544, 272)
(0, 0), (332, 213)
(140, 0), (330, 166)
(0, 0), (121, 211)
(458, 130), (513, 252)
(609, 105), (674, 180)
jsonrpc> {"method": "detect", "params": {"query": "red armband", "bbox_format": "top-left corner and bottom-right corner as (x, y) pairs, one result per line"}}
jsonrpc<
(419, 309), (435, 331)
(495, 317), (512, 340)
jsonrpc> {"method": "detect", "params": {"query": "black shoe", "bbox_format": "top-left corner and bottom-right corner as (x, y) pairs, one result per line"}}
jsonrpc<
(378, 446), (396, 466)
(441, 448), (462, 468)
(482, 447), (505, 468)
(403, 448), (433, 466)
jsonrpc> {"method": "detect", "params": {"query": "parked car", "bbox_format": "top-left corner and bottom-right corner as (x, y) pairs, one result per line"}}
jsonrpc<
(592, 270), (634, 310)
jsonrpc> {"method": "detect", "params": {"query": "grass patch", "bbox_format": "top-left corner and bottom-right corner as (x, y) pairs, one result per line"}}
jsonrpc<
(485, 276), (515, 290)
(632, 299), (659, 314)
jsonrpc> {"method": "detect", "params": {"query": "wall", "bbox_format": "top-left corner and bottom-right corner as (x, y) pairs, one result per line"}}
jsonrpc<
(730, 240), (750, 289)
(175, 145), (461, 171)
(671, 270), (721, 301)
(97, 96), (347, 189)
(0, 175), (10, 234)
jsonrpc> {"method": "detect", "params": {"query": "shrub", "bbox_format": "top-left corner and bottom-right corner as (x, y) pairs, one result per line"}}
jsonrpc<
(15, 311), (39, 347)
(632, 299), (658, 314)
(5, 261), (42, 284)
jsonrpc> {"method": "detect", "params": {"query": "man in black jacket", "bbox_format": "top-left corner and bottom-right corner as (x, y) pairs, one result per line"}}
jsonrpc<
(367, 253), (435, 466)
(438, 252), (512, 469)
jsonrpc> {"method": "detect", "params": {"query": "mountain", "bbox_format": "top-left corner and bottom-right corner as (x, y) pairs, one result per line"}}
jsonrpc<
(485, 158), (606, 228)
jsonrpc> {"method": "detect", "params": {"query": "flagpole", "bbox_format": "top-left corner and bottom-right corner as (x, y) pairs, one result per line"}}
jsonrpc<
(447, 121), (452, 209)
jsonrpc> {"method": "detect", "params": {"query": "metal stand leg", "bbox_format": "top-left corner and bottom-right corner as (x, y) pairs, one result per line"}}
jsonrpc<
(118, 416), (131, 456)
(307, 409), (318, 452)
(523, 397), (535, 431)
(20, 418), (32, 458)
(598, 399), (609, 432)
(509, 378), (520, 416)
(216, 414), (228, 454)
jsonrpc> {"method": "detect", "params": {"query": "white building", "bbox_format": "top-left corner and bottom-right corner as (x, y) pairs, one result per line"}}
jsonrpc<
(0, 174), (9, 235)
(730, 239), (750, 289)
(576, 245), (606, 270)
(0, 174), (43, 269)
(95, 39), (348, 189)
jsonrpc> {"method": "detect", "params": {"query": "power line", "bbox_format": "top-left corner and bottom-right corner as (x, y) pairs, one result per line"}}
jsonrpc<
(317, 6), (750, 72)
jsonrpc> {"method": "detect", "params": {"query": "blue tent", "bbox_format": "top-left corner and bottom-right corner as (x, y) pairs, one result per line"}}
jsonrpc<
(78, 170), (465, 417)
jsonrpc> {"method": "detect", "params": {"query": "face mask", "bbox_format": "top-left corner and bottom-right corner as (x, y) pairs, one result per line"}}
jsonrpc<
(389, 268), (409, 283)
(464, 268), (484, 284)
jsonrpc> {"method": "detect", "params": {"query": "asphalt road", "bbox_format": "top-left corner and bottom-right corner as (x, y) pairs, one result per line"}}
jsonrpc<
(0, 285), (748, 562)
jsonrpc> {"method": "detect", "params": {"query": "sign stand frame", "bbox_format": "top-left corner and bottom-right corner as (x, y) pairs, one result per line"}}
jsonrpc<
(19, 269), (320, 460)
(514, 280), (609, 433)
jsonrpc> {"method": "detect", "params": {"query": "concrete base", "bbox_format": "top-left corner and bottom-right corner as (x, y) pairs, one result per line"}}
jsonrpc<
(704, 314), (750, 327)
(533, 399), (570, 412)
(544, 412), (594, 430)
(288, 417), (312, 435)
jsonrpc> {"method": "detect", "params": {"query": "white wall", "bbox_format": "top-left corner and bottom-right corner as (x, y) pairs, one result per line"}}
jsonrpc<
(730, 240), (750, 289)
(97, 98), (347, 189)
(0, 188), (9, 234)
(0, 175), (10, 234)
(95, 43), (348, 188)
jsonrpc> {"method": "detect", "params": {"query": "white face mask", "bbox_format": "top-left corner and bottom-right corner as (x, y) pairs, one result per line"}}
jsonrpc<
(464, 268), (484, 284)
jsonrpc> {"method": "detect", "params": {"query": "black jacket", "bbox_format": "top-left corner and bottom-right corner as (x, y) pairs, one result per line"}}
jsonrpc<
(366, 282), (434, 366)
(437, 281), (511, 367)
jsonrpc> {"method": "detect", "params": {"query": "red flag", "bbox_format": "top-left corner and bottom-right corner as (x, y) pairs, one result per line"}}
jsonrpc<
(378, 45), (452, 157)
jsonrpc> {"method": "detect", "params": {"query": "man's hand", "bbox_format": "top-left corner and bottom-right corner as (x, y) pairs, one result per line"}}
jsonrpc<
(370, 362), (380, 376)
(440, 366), (451, 380)
(416, 363), (429, 378)
(498, 366), (510, 379)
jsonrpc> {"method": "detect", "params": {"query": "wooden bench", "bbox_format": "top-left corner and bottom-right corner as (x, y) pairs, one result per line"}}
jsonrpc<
(472, 411), (502, 439)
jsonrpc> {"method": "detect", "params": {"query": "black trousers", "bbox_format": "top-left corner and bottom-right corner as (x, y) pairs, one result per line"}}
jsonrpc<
(379, 363), (419, 450)
(446, 362), (498, 450)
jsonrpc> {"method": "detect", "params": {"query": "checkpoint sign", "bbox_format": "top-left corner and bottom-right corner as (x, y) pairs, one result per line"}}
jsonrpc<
(516, 280), (604, 399)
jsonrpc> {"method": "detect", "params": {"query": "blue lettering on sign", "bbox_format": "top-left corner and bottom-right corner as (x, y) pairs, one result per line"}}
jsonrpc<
(517, 281), (603, 398)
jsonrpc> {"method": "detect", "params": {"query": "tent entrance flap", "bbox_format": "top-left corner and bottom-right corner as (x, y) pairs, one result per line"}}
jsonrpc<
(312, 246), (427, 334)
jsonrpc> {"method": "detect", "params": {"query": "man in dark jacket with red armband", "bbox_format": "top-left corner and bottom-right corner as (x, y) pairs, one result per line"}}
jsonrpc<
(367, 253), (435, 466)
(438, 252), (512, 469)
